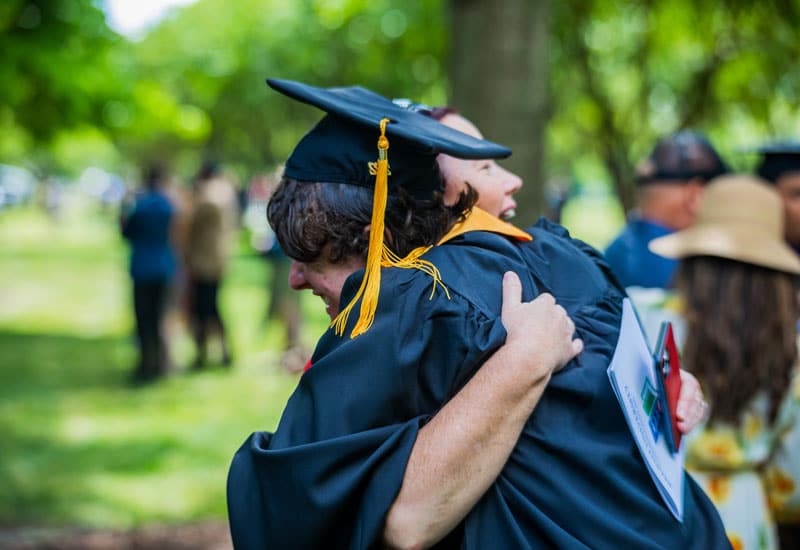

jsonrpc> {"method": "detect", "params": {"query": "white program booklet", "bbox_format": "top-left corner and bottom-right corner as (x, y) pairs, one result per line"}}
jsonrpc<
(607, 298), (686, 521)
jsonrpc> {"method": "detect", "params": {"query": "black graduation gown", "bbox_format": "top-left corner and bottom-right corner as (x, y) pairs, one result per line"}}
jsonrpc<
(227, 218), (730, 549)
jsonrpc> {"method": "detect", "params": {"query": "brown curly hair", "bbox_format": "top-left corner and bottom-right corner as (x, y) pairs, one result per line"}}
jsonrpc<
(267, 177), (477, 264)
(678, 255), (799, 425)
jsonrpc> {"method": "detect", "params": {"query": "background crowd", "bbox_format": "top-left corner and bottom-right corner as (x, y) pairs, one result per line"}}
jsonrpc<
(2, 0), (800, 548)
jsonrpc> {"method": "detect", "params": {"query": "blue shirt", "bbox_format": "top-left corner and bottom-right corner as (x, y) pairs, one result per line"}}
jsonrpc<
(121, 191), (176, 283)
(604, 218), (677, 289)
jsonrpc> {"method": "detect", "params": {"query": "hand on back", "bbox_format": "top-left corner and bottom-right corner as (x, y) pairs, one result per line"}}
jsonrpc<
(500, 271), (583, 382)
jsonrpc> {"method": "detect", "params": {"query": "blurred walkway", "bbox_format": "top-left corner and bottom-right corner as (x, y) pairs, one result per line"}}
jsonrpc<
(0, 521), (230, 549)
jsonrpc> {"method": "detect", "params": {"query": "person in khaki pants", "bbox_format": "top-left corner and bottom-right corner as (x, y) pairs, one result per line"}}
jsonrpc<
(185, 160), (239, 369)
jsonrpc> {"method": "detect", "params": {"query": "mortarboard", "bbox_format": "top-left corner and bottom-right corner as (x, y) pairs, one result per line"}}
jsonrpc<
(267, 78), (512, 338)
(753, 141), (800, 184)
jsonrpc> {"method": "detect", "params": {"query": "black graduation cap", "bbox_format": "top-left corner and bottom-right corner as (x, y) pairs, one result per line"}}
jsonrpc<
(754, 141), (800, 184)
(266, 78), (512, 338)
(268, 78), (510, 198)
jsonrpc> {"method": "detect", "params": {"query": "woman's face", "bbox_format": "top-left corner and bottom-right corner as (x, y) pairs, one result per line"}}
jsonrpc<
(437, 113), (522, 220)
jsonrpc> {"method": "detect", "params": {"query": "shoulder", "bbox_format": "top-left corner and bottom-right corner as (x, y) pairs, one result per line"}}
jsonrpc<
(425, 230), (536, 312)
(605, 220), (644, 255)
(299, 262), (509, 430)
(519, 218), (624, 300)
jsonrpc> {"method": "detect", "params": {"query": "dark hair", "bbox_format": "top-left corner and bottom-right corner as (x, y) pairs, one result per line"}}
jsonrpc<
(144, 164), (165, 191)
(678, 255), (798, 425)
(427, 106), (458, 122)
(267, 178), (477, 264)
(636, 131), (728, 185)
(196, 159), (221, 182)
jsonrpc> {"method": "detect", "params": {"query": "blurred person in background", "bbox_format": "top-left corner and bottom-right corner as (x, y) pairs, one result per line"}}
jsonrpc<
(756, 142), (800, 253)
(766, 373), (800, 550)
(245, 171), (306, 373)
(754, 142), (800, 549)
(605, 130), (729, 289)
(184, 160), (239, 369)
(650, 175), (800, 550)
(40, 176), (64, 221)
(160, 172), (193, 352)
(604, 130), (729, 348)
(120, 164), (178, 383)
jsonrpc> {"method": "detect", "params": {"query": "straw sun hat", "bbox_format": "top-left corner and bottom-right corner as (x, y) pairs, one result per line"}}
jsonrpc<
(649, 174), (800, 274)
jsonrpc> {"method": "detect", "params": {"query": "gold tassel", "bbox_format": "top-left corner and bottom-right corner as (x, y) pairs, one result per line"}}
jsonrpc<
(330, 118), (450, 338)
(381, 245), (450, 300)
(331, 118), (391, 338)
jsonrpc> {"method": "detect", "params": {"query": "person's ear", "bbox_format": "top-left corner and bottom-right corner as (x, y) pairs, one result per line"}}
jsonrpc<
(362, 224), (394, 245)
(685, 179), (705, 219)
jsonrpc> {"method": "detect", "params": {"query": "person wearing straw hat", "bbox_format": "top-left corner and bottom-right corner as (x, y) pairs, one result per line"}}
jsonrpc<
(227, 79), (730, 549)
(650, 174), (800, 550)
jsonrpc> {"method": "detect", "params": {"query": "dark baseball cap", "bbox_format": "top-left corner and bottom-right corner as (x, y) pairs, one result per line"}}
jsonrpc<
(635, 130), (729, 185)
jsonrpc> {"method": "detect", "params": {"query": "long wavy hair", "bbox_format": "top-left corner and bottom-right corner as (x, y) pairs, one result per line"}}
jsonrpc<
(678, 255), (799, 425)
(267, 177), (477, 264)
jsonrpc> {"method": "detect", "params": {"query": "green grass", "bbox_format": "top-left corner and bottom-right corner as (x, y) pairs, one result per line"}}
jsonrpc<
(0, 200), (328, 529)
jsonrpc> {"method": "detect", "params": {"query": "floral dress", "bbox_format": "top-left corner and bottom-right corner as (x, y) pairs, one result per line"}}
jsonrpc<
(763, 369), (800, 525)
(628, 289), (800, 548)
(687, 388), (797, 550)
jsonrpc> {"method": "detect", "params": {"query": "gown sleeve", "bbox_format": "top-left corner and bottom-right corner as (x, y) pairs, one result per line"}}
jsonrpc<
(227, 269), (507, 549)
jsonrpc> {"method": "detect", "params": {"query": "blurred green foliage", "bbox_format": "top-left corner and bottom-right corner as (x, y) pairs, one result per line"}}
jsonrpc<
(128, 0), (447, 178)
(1, 0), (799, 531)
(0, 0), (124, 173)
(549, 0), (800, 208)
(1, 0), (799, 206)
(0, 0), (448, 181)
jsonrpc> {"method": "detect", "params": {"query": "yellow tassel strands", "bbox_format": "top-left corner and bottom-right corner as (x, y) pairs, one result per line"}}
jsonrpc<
(330, 118), (449, 338)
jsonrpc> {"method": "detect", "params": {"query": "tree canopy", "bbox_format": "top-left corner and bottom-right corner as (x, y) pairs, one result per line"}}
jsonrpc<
(549, 0), (800, 210)
(1, 0), (798, 211)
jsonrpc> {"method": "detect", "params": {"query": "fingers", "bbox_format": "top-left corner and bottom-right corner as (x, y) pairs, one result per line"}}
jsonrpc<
(676, 371), (700, 419)
(676, 377), (709, 434)
(501, 271), (522, 320)
(679, 369), (700, 388)
(563, 305), (575, 334)
(553, 337), (583, 374)
(498, 276), (579, 377)
(571, 338), (584, 357)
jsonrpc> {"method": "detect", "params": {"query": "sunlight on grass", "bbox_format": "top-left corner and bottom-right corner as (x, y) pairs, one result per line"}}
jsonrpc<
(0, 203), (324, 528)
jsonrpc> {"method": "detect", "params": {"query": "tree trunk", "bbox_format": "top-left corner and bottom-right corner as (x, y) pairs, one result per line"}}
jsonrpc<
(448, 0), (551, 227)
